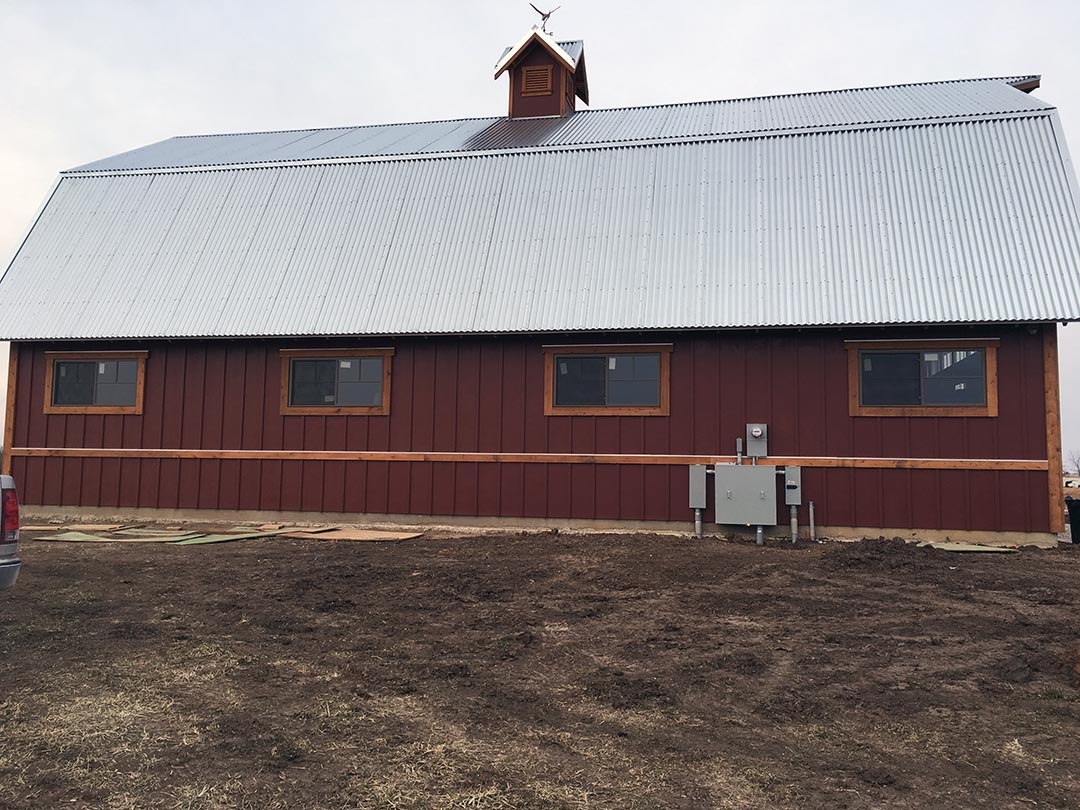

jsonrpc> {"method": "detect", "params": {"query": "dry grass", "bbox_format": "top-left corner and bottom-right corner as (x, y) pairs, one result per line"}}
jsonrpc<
(2, 532), (1079, 808)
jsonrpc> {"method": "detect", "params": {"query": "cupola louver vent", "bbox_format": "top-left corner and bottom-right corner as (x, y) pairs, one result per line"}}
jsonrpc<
(522, 65), (553, 96)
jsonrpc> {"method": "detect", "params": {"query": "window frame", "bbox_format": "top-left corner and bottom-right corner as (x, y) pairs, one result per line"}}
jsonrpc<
(279, 348), (394, 416)
(43, 351), (148, 415)
(543, 344), (672, 417)
(846, 339), (999, 417)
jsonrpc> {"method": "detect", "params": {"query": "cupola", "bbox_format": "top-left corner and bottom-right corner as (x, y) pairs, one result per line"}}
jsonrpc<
(494, 26), (589, 120)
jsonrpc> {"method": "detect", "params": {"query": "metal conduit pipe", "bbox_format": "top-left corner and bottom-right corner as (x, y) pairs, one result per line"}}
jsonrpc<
(789, 505), (798, 544)
(694, 508), (703, 540)
(755, 525), (764, 546)
(809, 501), (816, 542)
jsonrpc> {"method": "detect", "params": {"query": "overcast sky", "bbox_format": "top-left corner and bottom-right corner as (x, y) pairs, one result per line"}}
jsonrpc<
(1, 0), (1078, 463)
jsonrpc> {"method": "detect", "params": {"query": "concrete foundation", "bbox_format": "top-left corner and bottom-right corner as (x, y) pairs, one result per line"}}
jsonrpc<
(21, 505), (1061, 547)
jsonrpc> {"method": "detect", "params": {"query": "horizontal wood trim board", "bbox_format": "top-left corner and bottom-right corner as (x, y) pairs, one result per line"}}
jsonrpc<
(842, 339), (1001, 348)
(6, 448), (1049, 471)
(43, 350), (150, 357)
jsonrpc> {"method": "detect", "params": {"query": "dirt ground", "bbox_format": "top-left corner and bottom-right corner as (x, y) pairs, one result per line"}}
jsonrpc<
(1, 527), (1079, 810)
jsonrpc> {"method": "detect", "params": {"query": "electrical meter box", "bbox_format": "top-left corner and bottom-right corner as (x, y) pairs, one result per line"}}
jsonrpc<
(714, 464), (777, 525)
(745, 423), (768, 458)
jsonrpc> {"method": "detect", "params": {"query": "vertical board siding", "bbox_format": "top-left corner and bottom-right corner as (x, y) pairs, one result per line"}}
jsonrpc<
(8, 325), (1053, 531)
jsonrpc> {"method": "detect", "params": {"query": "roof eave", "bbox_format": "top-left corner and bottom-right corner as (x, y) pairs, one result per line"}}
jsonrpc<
(1010, 75), (1041, 93)
(574, 51), (589, 105)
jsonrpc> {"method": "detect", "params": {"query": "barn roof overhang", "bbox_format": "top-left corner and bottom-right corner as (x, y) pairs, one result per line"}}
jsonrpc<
(494, 26), (579, 79)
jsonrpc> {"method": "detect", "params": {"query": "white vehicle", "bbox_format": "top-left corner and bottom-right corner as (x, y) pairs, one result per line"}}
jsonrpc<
(0, 475), (20, 589)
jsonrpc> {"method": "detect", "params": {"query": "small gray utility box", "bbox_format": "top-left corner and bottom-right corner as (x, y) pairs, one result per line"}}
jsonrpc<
(688, 464), (708, 509)
(714, 464), (777, 525)
(783, 466), (802, 506)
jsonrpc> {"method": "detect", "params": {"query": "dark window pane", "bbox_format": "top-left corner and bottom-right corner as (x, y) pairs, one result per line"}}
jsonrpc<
(337, 358), (362, 383)
(554, 356), (606, 406)
(860, 352), (920, 406)
(290, 359), (337, 406)
(609, 353), (661, 405)
(632, 353), (659, 381)
(290, 356), (384, 408)
(922, 350), (986, 405)
(339, 358), (382, 406)
(116, 359), (139, 385)
(96, 360), (118, 384)
(95, 382), (137, 406)
(53, 359), (138, 407)
(53, 361), (96, 405)
(608, 379), (660, 406)
(94, 359), (137, 405)
(607, 354), (635, 380)
(359, 357), (382, 382)
(338, 381), (382, 407)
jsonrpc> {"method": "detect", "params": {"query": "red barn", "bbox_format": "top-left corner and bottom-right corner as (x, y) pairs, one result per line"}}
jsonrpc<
(1, 28), (1078, 543)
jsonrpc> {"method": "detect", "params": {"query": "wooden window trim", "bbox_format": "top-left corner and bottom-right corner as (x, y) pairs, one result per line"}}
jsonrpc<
(845, 340), (999, 417)
(521, 64), (553, 97)
(543, 344), (672, 417)
(279, 348), (394, 416)
(43, 351), (147, 415)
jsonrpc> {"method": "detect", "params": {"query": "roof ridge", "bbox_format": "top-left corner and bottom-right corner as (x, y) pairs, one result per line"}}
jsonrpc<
(166, 74), (1039, 143)
(580, 75), (1042, 115)
(64, 109), (1058, 177)
(171, 113), (503, 141)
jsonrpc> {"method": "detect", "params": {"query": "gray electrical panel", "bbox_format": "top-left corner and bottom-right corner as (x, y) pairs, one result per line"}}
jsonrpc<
(714, 464), (777, 525)
(783, 466), (802, 506)
(745, 423), (768, 458)
(688, 465), (708, 509)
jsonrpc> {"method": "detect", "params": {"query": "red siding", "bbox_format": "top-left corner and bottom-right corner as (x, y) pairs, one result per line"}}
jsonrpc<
(509, 44), (565, 119)
(7, 326), (1054, 532)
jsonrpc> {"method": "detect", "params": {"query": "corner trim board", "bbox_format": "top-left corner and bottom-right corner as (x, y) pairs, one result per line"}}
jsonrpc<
(1043, 325), (1065, 533)
(2, 345), (17, 476)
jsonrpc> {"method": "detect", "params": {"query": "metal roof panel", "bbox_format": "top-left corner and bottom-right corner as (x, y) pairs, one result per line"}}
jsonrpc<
(4, 109), (1079, 339)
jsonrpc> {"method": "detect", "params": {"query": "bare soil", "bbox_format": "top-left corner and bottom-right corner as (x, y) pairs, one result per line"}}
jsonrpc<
(1, 528), (1079, 809)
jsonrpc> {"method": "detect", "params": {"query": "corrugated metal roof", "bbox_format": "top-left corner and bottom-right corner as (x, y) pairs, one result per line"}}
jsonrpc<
(68, 76), (1047, 173)
(3, 102), (1079, 340)
(557, 40), (583, 67)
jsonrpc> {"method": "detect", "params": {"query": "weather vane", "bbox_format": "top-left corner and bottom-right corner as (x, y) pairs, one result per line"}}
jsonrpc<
(529, 3), (560, 34)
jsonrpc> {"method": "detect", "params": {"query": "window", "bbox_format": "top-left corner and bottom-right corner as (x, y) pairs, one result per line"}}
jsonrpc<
(846, 340), (998, 417)
(543, 345), (672, 416)
(44, 352), (146, 414)
(280, 349), (393, 415)
(521, 64), (553, 96)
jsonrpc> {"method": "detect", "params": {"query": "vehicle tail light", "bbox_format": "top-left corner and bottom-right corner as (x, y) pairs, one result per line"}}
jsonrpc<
(2, 488), (19, 543)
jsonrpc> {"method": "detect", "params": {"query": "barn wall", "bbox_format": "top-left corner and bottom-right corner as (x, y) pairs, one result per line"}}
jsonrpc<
(7, 326), (1054, 532)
